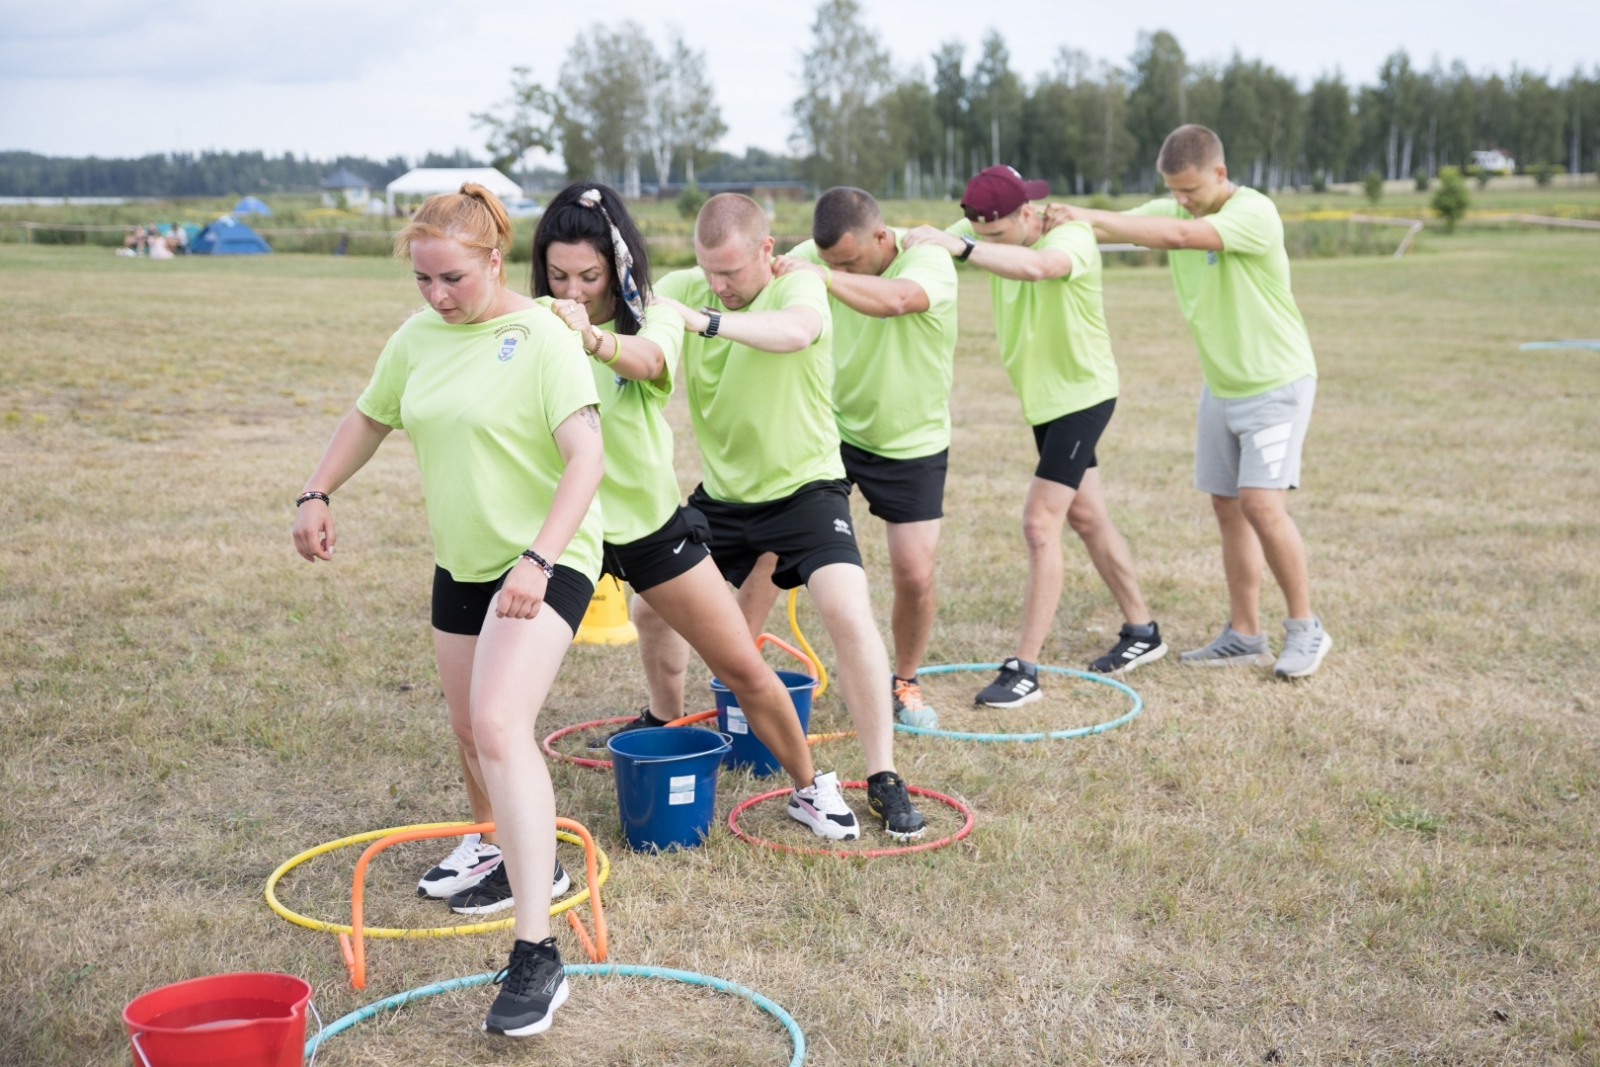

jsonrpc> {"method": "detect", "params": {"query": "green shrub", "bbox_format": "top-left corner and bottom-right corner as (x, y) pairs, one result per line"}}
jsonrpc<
(1087, 193), (1114, 211)
(676, 183), (707, 220)
(1362, 170), (1384, 204)
(1311, 171), (1328, 193)
(1530, 163), (1557, 187)
(1413, 168), (1430, 192)
(1466, 165), (1491, 189)
(1430, 166), (1470, 233)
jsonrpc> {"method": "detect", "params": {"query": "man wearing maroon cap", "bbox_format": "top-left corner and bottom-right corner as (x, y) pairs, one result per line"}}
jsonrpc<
(904, 166), (1165, 708)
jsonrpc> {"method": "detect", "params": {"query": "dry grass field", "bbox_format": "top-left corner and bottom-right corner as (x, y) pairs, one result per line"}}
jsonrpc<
(1, 231), (1597, 1065)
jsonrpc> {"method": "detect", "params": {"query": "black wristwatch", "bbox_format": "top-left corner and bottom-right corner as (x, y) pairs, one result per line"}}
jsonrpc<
(956, 235), (977, 262)
(699, 308), (721, 338)
(520, 548), (555, 579)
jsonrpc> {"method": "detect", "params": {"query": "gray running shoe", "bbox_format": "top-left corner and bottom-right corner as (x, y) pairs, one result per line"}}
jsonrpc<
(1274, 617), (1332, 679)
(1179, 624), (1274, 667)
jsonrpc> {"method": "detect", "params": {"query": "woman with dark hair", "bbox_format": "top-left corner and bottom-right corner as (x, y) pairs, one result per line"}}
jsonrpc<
(525, 181), (862, 844)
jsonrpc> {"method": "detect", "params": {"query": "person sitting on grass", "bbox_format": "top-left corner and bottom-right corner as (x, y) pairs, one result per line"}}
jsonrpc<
(292, 183), (602, 1038)
(649, 192), (928, 841)
(1042, 124), (1331, 678)
(903, 166), (1167, 709)
(732, 186), (959, 731)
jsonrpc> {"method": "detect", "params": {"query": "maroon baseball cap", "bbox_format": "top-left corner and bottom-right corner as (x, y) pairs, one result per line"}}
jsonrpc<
(961, 166), (1050, 222)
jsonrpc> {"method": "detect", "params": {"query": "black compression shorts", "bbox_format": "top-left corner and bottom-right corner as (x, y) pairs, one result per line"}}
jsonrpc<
(1031, 397), (1116, 489)
(687, 479), (863, 590)
(430, 564), (593, 636)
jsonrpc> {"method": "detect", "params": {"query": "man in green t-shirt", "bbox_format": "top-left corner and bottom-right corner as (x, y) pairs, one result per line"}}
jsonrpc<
(652, 193), (927, 840)
(730, 186), (957, 731)
(903, 166), (1167, 708)
(1044, 125), (1331, 679)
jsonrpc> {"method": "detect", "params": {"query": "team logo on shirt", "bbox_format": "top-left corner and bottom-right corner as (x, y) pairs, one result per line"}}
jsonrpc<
(493, 323), (531, 362)
(1206, 251), (1219, 266)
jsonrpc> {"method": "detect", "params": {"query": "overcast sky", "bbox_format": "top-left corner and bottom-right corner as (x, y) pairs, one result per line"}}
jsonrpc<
(1, 0), (1595, 164)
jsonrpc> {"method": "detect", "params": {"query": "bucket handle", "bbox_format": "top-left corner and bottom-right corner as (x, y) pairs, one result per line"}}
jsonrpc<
(617, 732), (733, 765)
(305, 999), (324, 1067)
(130, 1032), (153, 1067)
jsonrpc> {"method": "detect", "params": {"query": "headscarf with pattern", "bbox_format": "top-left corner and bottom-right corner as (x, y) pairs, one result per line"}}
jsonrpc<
(578, 188), (644, 327)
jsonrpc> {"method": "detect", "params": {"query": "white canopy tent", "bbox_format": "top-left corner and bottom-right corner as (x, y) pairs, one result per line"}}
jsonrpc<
(386, 168), (523, 213)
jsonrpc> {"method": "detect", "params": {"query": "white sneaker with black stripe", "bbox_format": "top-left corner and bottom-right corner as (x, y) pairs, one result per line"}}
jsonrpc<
(1088, 622), (1169, 675)
(974, 658), (1041, 708)
(416, 833), (502, 899)
(787, 770), (861, 840)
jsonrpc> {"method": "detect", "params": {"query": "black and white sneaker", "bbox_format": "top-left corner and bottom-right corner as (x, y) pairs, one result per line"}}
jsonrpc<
(449, 859), (570, 914)
(974, 658), (1041, 708)
(416, 833), (502, 899)
(586, 706), (670, 750)
(787, 770), (861, 840)
(866, 771), (926, 840)
(1087, 623), (1169, 675)
(483, 937), (568, 1037)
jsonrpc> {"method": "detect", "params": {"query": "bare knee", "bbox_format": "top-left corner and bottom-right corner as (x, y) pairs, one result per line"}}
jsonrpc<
(891, 560), (935, 602)
(1066, 498), (1106, 538)
(1239, 493), (1283, 530)
(1022, 510), (1063, 552)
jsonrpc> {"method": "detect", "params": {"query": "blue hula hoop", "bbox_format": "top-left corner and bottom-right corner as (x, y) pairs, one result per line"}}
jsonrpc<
(894, 663), (1143, 742)
(304, 963), (806, 1067)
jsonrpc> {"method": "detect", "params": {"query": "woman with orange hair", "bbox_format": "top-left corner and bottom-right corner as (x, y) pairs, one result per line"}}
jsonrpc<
(291, 184), (600, 1037)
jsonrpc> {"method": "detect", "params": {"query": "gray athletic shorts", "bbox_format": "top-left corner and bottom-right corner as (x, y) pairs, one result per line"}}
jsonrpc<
(1194, 375), (1316, 497)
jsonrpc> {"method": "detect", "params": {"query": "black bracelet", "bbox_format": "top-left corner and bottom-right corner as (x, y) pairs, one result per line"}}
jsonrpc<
(296, 491), (330, 507)
(956, 235), (977, 262)
(520, 548), (555, 579)
(699, 308), (721, 338)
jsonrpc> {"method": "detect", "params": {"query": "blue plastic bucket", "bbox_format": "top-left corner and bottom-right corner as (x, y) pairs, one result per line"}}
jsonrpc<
(710, 669), (815, 777)
(607, 727), (732, 851)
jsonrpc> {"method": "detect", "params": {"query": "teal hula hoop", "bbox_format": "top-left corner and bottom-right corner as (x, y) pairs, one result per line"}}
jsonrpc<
(895, 663), (1143, 742)
(304, 963), (806, 1067)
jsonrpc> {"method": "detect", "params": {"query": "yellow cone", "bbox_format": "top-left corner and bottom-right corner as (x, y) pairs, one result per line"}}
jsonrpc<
(574, 575), (638, 645)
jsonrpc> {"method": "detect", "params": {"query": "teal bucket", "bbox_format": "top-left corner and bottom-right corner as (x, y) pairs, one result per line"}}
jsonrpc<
(607, 727), (732, 851)
(710, 670), (815, 777)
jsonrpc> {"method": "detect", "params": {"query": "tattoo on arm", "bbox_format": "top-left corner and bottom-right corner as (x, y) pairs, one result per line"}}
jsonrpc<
(580, 405), (599, 433)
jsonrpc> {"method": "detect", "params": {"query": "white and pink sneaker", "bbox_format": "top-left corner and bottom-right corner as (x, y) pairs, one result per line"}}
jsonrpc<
(416, 833), (503, 899)
(787, 771), (861, 841)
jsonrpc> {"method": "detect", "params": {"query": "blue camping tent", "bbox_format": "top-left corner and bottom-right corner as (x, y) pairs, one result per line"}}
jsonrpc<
(232, 196), (273, 215)
(190, 216), (272, 255)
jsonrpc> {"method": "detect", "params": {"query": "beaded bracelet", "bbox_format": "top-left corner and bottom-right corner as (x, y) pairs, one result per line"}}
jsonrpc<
(296, 491), (330, 507)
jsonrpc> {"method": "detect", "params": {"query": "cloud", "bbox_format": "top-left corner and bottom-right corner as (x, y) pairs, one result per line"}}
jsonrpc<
(0, 0), (445, 84)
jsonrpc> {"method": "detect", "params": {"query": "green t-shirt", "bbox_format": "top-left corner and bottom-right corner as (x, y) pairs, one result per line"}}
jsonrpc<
(793, 228), (958, 459)
(655, 268), (843, 503)
(536, 299), (686, 546)
(357, 306), (604, 583)
(1126, 187), (1317, 398)
(948, 217), (1119, 425)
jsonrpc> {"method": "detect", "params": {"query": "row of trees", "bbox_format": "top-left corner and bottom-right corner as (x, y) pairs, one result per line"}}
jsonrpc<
(790, 0), (1600, 195)
(0, 150), (425, 199)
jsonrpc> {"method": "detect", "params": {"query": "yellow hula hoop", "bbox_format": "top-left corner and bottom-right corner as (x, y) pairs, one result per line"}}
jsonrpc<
(265, 822), (609, 939)
(786, 588), (829, 698)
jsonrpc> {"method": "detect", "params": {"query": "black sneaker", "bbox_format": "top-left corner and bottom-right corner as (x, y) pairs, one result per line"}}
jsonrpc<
(974, 658), (1041, 708)
(483, 937), (568, 1037)
(866, 771), (926, 840)
(449, 859), (570, 914)
(586, 706), (670, 750)
(1087, 623), (1169, 675)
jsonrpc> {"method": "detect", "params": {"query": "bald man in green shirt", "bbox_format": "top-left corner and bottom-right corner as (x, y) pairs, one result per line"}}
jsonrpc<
(731, 187), (959, 730)
(1045, 125), (1331, 679)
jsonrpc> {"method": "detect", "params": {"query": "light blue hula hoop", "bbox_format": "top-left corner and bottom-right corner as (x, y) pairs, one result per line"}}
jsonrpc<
(304, 963), (806, 1067)
(894, 663), (1143, 742)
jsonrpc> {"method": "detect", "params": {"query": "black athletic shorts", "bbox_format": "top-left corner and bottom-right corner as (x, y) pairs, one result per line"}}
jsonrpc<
(1031, 397), (1117, 489)
(840, 442), (948, 524)
(687, 479), (863, 590)
(431, 563), (594, 636)
(601, 505), (713, 593)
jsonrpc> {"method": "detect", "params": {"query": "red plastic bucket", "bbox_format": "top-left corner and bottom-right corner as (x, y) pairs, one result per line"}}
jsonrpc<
(122, 972), (312, 1067)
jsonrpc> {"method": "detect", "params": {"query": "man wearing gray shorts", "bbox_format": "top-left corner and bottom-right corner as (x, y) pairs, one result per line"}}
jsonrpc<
(1045, 124), (1331, 678)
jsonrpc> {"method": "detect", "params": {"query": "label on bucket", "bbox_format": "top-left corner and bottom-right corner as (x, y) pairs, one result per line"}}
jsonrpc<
(725, 707), (748, 734)
(668, 774), (695, 805)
